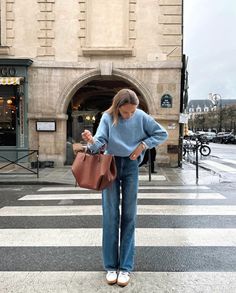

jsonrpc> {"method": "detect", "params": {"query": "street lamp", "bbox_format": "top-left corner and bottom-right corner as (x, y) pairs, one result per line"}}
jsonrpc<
(208, 93), (222, 132)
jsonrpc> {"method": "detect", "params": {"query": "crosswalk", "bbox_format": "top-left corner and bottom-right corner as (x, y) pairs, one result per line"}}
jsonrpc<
(201, 159), (236, 173)
(183, 144), (236, 177)
(200, 158), (236, 175)
(0, 184), (236, 292)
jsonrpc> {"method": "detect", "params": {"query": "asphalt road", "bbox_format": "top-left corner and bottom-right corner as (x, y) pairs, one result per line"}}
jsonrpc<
(183, 142), (236, 184)
(209, 142), (236, 160)
(0, 183), (235, 292)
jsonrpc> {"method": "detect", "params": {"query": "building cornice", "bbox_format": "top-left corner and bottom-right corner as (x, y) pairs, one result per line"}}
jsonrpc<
(31, 60), (182, 69)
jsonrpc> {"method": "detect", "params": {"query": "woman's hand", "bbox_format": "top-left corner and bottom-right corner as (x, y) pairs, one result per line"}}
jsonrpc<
(72, 143), (85, 155)
(130, 143), (146, 160)
(81, 129), (94, 144)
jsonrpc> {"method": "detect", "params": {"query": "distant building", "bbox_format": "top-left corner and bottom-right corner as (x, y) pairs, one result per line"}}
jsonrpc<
(187, 99), (236, 133)
(188, 99), (236, 117)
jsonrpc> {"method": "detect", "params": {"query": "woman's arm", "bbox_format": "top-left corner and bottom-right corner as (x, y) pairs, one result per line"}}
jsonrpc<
(84, 113), (110, 153)
(143, 116), (168, 148)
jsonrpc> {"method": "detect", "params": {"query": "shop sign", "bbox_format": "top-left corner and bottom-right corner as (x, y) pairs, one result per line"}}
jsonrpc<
(161, 94), (172, 108)
(0, 67), (17, 77)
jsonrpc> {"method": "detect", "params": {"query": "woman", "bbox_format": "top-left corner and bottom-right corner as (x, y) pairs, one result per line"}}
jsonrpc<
(75, 89), (168, 286)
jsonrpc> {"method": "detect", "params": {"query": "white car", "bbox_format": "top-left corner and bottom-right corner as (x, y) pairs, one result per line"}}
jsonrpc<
(204, 132), (217, 142)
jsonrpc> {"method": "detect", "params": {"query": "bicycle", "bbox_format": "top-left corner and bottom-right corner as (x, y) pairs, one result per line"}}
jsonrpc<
(199, 143), (211, 156)
(182, 139), (196, 156)
(183, 138), (211, 157)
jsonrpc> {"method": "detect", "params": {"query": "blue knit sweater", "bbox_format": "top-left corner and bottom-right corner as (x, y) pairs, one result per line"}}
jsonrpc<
(88, 109), (168, 162)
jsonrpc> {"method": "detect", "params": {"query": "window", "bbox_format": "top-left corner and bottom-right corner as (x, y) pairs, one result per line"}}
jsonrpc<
(189, 107), (194, 113)
(0, 86), (17, 146)
(196, 106), (201, 113)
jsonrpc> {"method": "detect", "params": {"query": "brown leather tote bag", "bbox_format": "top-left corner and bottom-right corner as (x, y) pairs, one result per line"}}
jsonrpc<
(71, 152), (117, 191)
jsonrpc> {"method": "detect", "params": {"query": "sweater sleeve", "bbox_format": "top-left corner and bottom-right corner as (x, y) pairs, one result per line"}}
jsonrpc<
(142, 115), (168, 148)
(87, 113), (109, 153)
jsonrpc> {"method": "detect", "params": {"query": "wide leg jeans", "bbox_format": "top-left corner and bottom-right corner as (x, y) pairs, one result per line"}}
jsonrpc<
(102, 156), (139, 272)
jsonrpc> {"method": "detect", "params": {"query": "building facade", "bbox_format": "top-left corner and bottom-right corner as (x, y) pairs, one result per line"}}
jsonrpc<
(187, 99), (236, 133)
(0, 0), (183, 167)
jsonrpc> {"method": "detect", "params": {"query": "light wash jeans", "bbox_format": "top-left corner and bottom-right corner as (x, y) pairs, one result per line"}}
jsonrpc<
(102, 156), (139, 272)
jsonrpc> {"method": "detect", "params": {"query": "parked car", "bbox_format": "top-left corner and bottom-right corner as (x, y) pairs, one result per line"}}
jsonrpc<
(195, 131), (206, 136)
(185, 130), (196, 140)
(204, 132), (217, 142)
(222, 133), (236, 144)
(213, 132), (236, 144)
(188, 130), (195, 136)
(192, 132), (209, 143)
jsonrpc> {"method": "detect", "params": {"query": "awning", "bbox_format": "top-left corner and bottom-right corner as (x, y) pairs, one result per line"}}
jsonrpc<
(0, 77), (24, 85)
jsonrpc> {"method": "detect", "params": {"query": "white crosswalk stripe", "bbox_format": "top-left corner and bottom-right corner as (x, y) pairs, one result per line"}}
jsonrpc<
(1, 272), (235, 293)
(221, 159), (236, 165)
(38, 185), (210, 192)
(0, 184), (235, 292)
(0, 228), (235, 247)
(139, 174), (166, 180)
(19, 192), (225, 200)
(1, 205), (236, 216)
(202, 160), (236, 172)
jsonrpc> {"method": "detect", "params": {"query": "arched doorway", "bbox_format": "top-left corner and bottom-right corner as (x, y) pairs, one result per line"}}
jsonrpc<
(67, 79), (149, 140)
(60, 72), (151, 164)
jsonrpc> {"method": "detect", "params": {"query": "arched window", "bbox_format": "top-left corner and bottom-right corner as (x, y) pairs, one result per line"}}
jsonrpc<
(196, 106), (201, 113)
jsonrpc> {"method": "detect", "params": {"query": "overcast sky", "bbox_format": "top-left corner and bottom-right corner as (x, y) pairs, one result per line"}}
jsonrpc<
(184, 0), (236, 100)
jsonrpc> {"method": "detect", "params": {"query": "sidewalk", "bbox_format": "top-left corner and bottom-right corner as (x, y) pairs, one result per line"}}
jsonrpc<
(0, 162), (222, 186)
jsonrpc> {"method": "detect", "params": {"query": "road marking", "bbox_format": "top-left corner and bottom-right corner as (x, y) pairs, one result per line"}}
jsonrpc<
(19, 192), (225, 200)
(0, 228), (235, 246)
(0, 205), (235, 216)
(0, 272), (235, 293)
(38, 186), (210, 192)
(139, 175), (166, 180)
(203, 160), (236, 172)
(137, 186), (210, 190)
(221, 159), (236, 165)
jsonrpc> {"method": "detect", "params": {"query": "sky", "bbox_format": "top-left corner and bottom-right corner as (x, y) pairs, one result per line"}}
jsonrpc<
(184, 0), (236, 100)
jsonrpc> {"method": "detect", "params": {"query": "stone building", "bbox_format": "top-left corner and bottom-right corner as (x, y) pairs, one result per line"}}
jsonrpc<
(0, 0), (183, 167)
(187, 99), (236, 133)
(188, 99), (236, 115)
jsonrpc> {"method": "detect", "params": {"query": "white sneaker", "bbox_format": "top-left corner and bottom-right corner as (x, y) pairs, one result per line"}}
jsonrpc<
(117, 271), (130, 287)
(106, 271), (117, 285)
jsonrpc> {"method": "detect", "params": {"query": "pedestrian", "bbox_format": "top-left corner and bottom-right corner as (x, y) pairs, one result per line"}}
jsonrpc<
(73, 88), (168, 287)
(139, 147), (157, 173)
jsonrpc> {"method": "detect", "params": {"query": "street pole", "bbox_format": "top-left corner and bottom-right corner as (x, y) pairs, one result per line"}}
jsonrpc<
(219, 98), (222, 132)
(208, 93), (222, 132)
(195, 139), (199, 184)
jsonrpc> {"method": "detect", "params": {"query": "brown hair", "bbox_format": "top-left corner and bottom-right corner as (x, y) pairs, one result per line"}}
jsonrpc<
(106, 89), (139, 125)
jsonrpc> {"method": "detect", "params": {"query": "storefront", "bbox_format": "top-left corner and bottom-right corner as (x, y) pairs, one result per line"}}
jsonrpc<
(0, 59), (32, 161)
